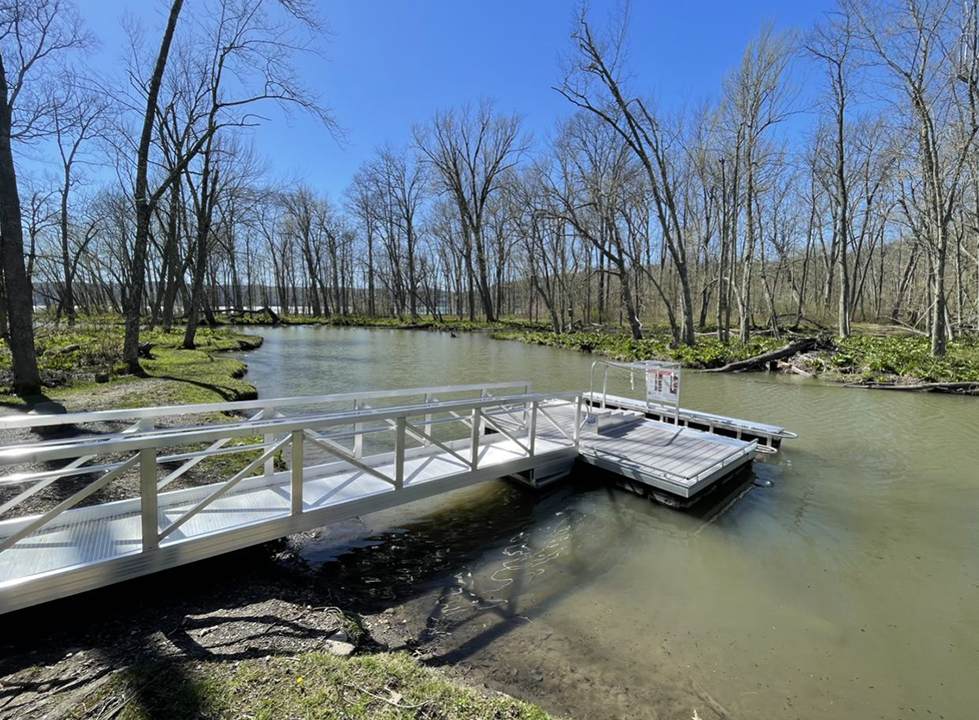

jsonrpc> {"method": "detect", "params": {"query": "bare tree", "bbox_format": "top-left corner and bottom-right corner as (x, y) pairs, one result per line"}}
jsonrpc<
(852, 0), (979, 355)
(0, 0), (91, 393)
(122, 0), (338, 371)
(808, 12), (860, 336)
(547, 113), (648, 339)
(123, 0), (185, 372)
(52, 79), (109, 325)
(414, 100), (525, 322)
(557, 7), (698, 345)
(722, 23), (795, 343)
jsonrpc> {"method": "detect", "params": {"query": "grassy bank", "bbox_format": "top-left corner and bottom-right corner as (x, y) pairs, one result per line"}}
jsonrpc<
(0, 325), (262, 409)
(218, 311), (550, 334)
(491, 328), (979, 385)
(814, 334), (979, 383)
(491, 330), (785, 369)
(69, 651), (556, 720)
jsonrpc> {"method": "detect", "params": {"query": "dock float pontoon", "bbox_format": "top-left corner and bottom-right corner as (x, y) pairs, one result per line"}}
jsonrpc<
(0, 380), (792, 614)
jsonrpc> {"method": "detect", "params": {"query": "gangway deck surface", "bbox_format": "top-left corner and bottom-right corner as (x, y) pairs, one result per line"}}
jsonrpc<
(0, 382), (768, 614)
(0, 436), (572, 586)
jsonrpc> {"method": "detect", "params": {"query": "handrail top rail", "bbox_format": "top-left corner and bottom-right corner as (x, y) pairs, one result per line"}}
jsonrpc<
(590, 359), (644, 371)
(589, 359), (681, 372)
(0, 381), (534, 430)
(0, 391), (579, 465)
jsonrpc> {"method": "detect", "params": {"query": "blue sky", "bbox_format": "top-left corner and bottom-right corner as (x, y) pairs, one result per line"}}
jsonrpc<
(42, 0), (838, 199)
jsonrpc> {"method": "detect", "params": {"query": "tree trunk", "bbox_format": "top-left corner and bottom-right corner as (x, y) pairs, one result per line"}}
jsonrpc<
(183, 185), (214, 349)
(931, 240), (948, 356)
(0, 50), (41, 395)
(59, 163), (76, 326)
(124, 0), (185, 373)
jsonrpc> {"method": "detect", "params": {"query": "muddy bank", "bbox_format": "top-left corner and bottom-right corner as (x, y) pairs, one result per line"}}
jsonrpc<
(0, 516), (567, 720)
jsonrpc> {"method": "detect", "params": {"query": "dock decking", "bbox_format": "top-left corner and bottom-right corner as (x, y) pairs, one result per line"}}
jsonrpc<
(591, 393), (796, 451)
(512, 402), (756, 497)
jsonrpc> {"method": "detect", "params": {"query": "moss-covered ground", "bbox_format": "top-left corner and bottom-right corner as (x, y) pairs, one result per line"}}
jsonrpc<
(491, 327), (979, 384)
(490, 330), (784, 369)
(68, 652), (557, 720)
(0, 324), (262, 409)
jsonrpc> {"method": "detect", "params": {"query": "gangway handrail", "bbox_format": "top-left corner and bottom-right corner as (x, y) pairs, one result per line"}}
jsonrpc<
(0, 406), (543, 490)
(0, 403), (536, 460)
(0, 391), (585, 561)
(0, 392), (579, 465)
(0, 381), (534, 430)
(589, 359), (648, 412)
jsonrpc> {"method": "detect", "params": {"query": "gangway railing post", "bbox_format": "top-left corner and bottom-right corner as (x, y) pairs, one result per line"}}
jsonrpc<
(353, 398), (364, 458)
(573, 394), (583, 448)
(394, 416), (406, 489)
(470, 407), (481, 469)
(423, 393), (433, 446)
(290, 431), (303, 515)
(529, 401), (538, 456)
(263, 404), (275, 478)
(140, 447), (158, 551)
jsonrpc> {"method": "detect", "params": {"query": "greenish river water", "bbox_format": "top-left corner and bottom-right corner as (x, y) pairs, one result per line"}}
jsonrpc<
(238, 325), (978, 720)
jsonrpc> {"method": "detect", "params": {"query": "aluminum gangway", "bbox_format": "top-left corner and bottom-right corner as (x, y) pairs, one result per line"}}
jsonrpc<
(0, 380), (771, 614)
(0, 383), (582, 614)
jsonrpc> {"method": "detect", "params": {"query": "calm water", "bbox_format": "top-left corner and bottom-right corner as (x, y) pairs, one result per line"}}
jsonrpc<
(238, 326), (978, 720)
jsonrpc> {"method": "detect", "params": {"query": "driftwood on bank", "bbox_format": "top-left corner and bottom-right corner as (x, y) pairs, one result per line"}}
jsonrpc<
(778, 360), (814, 377)
(844, 381), (979, 395)
(705, 337), (821, 373)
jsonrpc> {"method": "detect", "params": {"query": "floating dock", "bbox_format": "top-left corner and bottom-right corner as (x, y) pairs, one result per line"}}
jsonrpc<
(0, 381), (791, 614)
(524, 401), (756, 501)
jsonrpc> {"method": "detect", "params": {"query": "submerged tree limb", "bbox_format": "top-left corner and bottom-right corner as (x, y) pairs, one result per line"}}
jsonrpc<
(844, 381), (979, 395)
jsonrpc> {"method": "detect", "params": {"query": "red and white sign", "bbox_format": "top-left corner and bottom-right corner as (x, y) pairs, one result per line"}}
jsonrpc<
(646, 366), (681, 405)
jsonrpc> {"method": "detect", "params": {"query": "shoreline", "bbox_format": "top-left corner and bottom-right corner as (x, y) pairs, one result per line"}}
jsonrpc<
(7, 316), (976, 402)
(225, 316), (979, 393)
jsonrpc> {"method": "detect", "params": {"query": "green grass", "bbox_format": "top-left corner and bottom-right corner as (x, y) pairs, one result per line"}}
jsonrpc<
(492, 326), (979, 384)
(491, 330), (783, 369)
(71, 652), (557, 720)
(0, 323), (262, 402)
(829, 335), (979, 383)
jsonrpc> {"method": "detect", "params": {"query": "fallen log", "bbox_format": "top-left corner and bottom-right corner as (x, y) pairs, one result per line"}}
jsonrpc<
(705, 337), (821, 373)
(844, 381), (979, 395)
